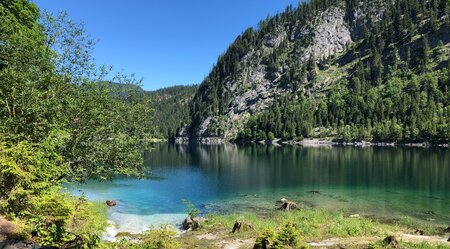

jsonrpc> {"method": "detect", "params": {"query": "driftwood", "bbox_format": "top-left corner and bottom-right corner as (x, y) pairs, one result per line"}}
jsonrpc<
(232, 221), (255, 233)
(382, 236), (400, 249)
(278, 198), (298, 211)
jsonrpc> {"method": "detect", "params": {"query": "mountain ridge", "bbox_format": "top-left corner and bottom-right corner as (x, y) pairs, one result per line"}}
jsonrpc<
(181, 0), (450, 144)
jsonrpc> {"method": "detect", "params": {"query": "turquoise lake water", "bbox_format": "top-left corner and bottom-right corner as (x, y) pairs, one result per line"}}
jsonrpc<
(68, 143), (450, 234)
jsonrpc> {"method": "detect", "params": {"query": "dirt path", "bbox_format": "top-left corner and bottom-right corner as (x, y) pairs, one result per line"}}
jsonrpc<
(399, 233), (449, 244)
(306, 234), (450, 248)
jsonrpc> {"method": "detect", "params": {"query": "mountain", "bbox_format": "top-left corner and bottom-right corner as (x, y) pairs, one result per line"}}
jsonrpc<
(101, 82), (198, 139)
(148, 85), (198, 139)
(185, 0), (450, 143)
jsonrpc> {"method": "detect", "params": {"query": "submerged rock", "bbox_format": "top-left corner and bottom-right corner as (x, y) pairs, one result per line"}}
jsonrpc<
(106, 200), (117, 207)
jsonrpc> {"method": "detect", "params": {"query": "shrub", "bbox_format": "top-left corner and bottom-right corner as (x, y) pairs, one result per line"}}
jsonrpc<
(142, 225), (181, 249)
(254, 222), (307, 249)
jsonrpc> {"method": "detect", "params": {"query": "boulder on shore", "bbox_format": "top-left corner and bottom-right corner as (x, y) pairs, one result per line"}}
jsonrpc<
(106, 200), (117, 207)
(278, 198), (298, 211)
(383, 236), (400, 249)
(0, 217), (17, 240)
(182, 216), (208, 230)
(0, 240), (36, 249)
(232, 221), (255, 233)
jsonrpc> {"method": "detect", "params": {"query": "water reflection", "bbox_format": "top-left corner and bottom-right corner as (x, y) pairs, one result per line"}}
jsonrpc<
(146, 144), (450, 196)
(74, 143), (449, 229)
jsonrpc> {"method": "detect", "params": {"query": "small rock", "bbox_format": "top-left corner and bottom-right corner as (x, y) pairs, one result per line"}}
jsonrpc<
(447, 236), (450, 242)
(349, 214), (360, 218)
(0, 240), (36, 249)
(414, 229), (424, 235)
(278, 198), (298, 211)
(0, 217), (17, 240)
(105, 200), (117, 207)
(383, 235), (400, 249)
(232, 221), (255, 233)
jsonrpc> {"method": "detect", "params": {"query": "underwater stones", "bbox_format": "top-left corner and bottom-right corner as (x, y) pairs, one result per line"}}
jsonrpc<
(307, 190), (321, 195)
(105, 200), (117, 207)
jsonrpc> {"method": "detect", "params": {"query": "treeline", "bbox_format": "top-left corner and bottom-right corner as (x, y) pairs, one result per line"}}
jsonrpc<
(238, 0), (450, 143)
(147, 85), (197, 139)
(0, 0), (153, 247)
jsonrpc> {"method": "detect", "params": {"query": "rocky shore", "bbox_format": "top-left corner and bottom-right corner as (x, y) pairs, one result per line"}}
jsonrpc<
(174, 136), (449, 148)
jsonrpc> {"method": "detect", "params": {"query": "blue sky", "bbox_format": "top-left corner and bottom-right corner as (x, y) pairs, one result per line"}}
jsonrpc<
(33, 0), (300, 91)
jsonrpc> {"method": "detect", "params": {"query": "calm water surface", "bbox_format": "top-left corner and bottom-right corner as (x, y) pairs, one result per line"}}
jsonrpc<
(70, 144), (450, 233)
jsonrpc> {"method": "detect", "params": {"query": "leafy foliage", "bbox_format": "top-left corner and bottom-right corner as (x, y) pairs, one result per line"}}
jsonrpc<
(181, 199), (199, 218)
(0, 0), (153, 246)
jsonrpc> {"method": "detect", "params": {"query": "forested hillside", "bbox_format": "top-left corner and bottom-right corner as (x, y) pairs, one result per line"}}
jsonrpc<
(187, 0), (450, 143)
(147, 85), (197, 139)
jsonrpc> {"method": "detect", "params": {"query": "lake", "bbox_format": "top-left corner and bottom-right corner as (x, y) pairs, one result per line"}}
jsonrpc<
(69, 143), (450, 234)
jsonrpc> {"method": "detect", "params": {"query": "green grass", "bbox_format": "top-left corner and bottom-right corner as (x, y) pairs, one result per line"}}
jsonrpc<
(99, 208), (450, 248)
(392, 216), (445, 236)
(202, 208), (394, 240)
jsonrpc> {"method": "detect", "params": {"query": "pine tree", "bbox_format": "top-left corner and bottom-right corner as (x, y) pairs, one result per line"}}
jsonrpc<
(421, 35), (430, 73)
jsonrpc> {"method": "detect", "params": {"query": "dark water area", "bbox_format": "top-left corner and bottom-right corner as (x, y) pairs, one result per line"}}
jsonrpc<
(73, 143), (450, 232)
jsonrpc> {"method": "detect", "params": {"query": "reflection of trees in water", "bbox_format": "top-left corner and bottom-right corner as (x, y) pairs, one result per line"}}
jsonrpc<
(145, 144), (450, 195)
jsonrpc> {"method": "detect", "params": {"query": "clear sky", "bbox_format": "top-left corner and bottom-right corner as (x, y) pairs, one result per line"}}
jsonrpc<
(33, 0), (300, 91)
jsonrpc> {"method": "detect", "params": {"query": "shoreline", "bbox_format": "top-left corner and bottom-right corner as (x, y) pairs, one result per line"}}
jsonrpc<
(100, 206), (450, 248)
(98, 194), (450, 241)
(174, 137), (449, 148)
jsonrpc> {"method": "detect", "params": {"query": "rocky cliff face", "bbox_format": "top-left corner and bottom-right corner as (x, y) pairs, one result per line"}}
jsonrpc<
(186, 0), (388, 141)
